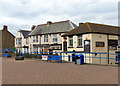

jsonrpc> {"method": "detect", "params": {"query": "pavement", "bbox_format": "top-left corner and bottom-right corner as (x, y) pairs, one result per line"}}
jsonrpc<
(2, 58), (118, 84)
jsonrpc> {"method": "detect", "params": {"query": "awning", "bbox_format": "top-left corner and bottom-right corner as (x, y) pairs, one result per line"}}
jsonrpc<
(23, 46), (29, 48)
(50, 44), (62, 46)
(33, 44), (50, 48)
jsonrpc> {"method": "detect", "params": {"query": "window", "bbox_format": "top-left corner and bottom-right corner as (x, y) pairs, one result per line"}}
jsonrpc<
(53, 34), (58, 42)
(69, 36), (73, 47)
(26, 38), (29, 44)
(19, 39), (22, 44)
(78, 35), (82, 47)
(52, 46), (61, 50)
(108, 40), (118, 50)
(33, 47), (38, 53)
(33, 36), (38, 43)
(33, 36), (36, 43)
(44, 35), (48, 42)
(16, 38), (22, 45)
(36, 36), (38, 42)
(96, 42), (105, 47)
(118, 40), (120, 47)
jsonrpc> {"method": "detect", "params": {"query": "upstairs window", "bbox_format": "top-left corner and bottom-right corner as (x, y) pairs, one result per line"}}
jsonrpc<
(53, 34), (58, 42)
(26, 38), (29, 44)
(78, 35), (82, 47)
(33, 36), (38, 43)
(44, 35), (48, 42)
(69, 36), (73, 47)
(16, 38), (22, 45)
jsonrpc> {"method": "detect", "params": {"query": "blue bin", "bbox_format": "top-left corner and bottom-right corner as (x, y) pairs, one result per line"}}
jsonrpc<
(75, 54), (84, 65)
(3, 53), (10, 57)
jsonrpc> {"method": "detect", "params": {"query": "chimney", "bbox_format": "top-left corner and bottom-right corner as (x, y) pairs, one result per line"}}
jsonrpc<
(47, 21), (52, 26)
(79, 23), (84, 26)
(3, 25), (8, 30)
(31, 25), (36, 31)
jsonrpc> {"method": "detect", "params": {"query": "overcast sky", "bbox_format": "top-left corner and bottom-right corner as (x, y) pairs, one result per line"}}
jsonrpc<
(0, 0), (119, 35)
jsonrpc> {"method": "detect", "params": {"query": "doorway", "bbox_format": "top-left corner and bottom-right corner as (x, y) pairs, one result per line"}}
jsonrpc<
(84, 40), (90, 52)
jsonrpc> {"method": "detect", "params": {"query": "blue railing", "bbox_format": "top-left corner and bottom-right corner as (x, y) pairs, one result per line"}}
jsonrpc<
(22, 52), (120, 63)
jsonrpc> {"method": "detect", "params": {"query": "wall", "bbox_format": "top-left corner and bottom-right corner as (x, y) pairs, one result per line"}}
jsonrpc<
(0, 31), (2, 57)
(67, 34), (92, 52)
(29, 33), (64, 53)
(65, 33), (118, 65)
(2, 30), (15, 50)
(15, 31), (29, 53)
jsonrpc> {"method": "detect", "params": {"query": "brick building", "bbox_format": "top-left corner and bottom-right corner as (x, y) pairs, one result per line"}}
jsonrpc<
(0, 25), (15, 50)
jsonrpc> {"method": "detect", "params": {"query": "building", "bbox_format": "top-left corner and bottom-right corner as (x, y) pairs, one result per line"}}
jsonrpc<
(62, 22), (120, 64)
(28, 20), (77, 53)
(15, 30), (30, 53)
(0, 25), (15, 50)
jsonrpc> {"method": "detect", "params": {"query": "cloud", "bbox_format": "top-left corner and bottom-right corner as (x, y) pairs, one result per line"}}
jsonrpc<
(0, 0), (119, 35)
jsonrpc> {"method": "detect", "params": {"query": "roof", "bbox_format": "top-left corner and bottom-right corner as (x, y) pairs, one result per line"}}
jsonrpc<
(29, 20), (77, 36)
(19, 30), (30, 38)
(0, 29), (15, 37)
(63, 22), (120, 36)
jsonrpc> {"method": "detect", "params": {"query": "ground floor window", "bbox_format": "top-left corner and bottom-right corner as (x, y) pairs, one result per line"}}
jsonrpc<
(24, 48), (28, 53)
(108, 40), (118, 50)
(96, 42), (105, 47)
(33, 47), (38, 54)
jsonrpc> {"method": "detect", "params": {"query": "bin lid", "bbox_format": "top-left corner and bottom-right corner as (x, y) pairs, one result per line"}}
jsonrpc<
(75, 54), (84, 57)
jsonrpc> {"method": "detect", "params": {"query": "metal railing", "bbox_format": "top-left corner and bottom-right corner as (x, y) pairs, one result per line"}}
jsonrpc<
(22, 51), (120, 65)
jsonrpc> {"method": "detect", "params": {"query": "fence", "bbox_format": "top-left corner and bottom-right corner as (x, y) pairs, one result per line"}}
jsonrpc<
(22, 51), (120, 65)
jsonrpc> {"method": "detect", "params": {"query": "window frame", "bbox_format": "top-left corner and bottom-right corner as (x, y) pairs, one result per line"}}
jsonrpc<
(33, 36), (38, 43)
(69, 36), (73, 47)
(108, 39), (118, 50)
(78, 35), (82, 47)
(53, 34), (58, 43)
(44, 35), (48, 42)
(26, 38), (29, 44)
(96, 42), (105, 47)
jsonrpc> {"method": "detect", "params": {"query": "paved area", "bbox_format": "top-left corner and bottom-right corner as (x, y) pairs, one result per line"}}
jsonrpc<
(2, 58), (118, 84)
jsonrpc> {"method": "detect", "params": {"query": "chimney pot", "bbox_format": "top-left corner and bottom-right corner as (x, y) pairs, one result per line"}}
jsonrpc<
(31, 25), (36, 31)
(47, 21), (52, 26)
(3, 25), (8, 30)
(79, 23), (84, 26)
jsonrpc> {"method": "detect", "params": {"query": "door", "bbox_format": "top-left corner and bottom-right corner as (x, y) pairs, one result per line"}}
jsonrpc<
(63, 41), (67, 52)
(84, 40), (90, 52)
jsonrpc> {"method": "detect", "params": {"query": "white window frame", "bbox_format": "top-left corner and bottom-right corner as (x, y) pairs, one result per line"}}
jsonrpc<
(44, 35), (48, 42)
(33, 36), (38, 43)
(69, 36), (73, 47)
(53, 34), (58, 42)
(78, 35), (82, 47)
(26, 38), (29, 44)
(18, 38), (22, 45)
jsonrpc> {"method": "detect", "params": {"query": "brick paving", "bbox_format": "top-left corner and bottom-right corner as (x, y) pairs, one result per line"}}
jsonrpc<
(2, 58), (118, 84)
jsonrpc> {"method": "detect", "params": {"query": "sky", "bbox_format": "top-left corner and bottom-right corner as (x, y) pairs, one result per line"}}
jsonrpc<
(0, 0), (119, 35)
